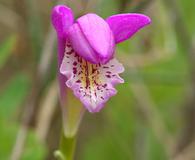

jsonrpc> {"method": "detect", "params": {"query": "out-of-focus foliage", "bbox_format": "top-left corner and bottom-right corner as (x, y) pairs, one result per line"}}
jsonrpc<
(0, 0), (195, 160)
(0, 36), (16, 69)
(0, 74), (46, 159)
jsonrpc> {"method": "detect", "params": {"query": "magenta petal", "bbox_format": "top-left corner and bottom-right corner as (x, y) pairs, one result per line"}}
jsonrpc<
(106, 13), (151, 43)
(51, 5), (74, 38)
(77, 13), (115, 64)
(68, 23), (98, 64)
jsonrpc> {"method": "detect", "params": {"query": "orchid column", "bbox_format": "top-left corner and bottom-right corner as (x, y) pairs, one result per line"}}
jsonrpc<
(51, 4), (151, 160)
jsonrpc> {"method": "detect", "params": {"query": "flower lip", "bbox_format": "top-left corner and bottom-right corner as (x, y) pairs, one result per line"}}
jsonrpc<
(60, 41), (124, 113)
(68, 13), (115, 64)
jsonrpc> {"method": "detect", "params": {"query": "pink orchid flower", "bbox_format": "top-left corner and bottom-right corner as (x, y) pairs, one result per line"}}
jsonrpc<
(51, 5), (151, 113)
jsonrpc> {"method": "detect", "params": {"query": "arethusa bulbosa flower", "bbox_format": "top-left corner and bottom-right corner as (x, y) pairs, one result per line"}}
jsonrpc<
(51, 5), (151, 113)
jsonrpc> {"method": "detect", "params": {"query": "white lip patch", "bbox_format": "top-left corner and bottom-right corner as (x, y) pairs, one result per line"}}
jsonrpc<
(60, 41), (124, 112)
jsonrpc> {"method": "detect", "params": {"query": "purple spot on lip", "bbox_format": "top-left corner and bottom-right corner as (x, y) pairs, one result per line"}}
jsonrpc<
(92, 68), (97, 74)
(76, 80), (81, 83)
(102, 84), (107, 88)
(106, 75), (111, 78)
(73, 67), (77, 74)
(73, 61), (77, 66)
(66, 51), (72, 55)
(103, 66), (109, 69)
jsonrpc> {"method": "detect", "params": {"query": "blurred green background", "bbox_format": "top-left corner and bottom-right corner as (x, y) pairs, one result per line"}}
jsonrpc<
(0, 0), (195, 159)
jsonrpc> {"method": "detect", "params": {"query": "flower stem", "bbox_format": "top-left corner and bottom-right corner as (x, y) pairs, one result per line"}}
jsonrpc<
(55, 132), (76, 160)
(61, 133), (76, 160)
(56, 88), (85, 160)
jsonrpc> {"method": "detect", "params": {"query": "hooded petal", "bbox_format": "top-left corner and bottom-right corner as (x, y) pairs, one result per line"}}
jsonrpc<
(68, 13), (115, 64)
(51, 5), (74, 38)
(68, 23), (98, 64)
(106, 13), (151, 43)
(60, 41), (124, 112)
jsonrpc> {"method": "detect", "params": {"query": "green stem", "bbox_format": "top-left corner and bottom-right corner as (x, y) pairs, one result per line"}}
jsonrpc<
(60, 133), (77, 160)
(54, 132), (76, 160)
(55, 91), (85, 160)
